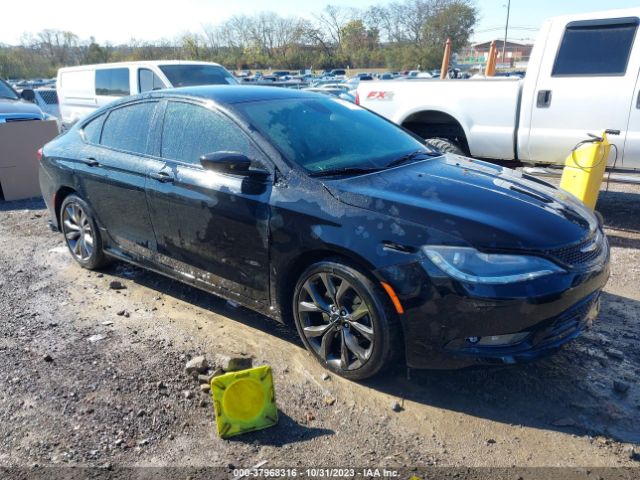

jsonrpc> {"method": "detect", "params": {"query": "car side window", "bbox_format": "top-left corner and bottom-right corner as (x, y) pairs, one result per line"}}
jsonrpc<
(552, 18), (639, 76)
(138, 69), (165, 93)
(161, 101), (260, 165)
(100, 102), (157, 154)
(82, 114), (105, 144)
(96, 68), (130, 96)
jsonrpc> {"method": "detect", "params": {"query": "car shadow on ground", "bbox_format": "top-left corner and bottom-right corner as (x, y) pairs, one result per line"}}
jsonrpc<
(108, 261), (303, 347)
(106, 259), (640, 445)
(597, 189), (640, 234)
(0, 196), (45, 212)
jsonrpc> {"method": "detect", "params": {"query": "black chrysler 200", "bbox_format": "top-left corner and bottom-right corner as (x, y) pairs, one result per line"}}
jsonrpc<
(39, 86), (609, 380)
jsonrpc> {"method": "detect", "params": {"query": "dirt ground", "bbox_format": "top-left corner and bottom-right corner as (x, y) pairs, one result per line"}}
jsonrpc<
(0, 181), (639, 479)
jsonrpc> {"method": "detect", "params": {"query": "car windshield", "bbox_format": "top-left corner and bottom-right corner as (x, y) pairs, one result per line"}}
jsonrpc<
(0, 80), (19, 100)
(159, 65), (238, 87)
(235, 96), (432, 174)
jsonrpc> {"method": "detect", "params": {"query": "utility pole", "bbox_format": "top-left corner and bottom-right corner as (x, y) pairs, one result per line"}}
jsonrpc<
(502, 0), (512, 69)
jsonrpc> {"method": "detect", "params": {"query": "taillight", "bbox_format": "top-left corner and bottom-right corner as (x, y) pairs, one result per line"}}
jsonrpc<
(355, 91), (360, 105)
(37, 148), (43, 162)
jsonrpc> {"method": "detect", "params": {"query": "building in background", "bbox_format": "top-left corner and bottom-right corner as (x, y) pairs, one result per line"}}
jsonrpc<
(458, 40), (533, 69)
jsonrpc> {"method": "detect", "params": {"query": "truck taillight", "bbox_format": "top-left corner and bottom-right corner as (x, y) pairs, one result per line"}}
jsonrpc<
(355, 91), (360, 105)
(37, 148), (43, 162)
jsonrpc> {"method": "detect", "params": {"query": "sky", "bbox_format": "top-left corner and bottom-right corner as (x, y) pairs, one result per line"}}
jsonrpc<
(1, 0), (639, 46)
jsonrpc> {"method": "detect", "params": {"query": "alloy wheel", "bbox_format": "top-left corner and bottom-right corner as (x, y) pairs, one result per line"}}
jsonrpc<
(62, 202), (94, 262)
(297, 272), (375, 371)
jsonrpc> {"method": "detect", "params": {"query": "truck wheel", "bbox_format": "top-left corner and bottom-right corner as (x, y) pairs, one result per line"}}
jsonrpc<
(425, 137), (466, 156)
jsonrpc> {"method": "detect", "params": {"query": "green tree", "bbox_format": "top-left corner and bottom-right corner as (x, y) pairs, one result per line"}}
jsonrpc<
(84, 38), (109, 64)
(420, 1), (477, 69)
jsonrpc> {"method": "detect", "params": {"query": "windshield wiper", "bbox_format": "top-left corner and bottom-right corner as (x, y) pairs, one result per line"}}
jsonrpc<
(0, 95), (18, 100)
(384, 149), (439, 169)
(309, 166), (385, 178)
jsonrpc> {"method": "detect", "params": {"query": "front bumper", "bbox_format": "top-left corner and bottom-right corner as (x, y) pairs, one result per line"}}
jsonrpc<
(378, 239), (610, 369)
(443, 291), (600, 365)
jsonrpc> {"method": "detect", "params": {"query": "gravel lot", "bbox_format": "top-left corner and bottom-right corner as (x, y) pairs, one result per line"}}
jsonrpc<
(0, 181), (639, 478)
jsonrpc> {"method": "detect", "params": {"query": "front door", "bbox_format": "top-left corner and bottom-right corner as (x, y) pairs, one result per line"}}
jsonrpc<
(524, 16), (640, 166)
(145, 100), (272, 303)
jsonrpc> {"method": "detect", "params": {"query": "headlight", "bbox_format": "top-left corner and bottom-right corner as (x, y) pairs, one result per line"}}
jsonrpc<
(423, 246), (565, 284)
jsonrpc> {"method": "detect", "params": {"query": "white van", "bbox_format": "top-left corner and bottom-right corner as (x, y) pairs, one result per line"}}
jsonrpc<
(57, 61), (237, 129)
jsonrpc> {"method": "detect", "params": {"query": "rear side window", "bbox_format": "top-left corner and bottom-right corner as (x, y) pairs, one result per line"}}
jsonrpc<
(552, 18), (639, 76)
(138, 69), (165, 92)
(96, 68), (130, 96)
(82, 114), (105, 144)
(161, 101), (257, 164)
(101, 102), (156, 154)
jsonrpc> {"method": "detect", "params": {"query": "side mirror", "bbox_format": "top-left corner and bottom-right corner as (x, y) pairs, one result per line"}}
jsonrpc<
(21, 89), (35, 102)
(200, 151), (270, 180)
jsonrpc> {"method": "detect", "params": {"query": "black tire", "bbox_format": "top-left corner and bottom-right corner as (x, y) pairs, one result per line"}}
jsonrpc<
(292, 259), (400, 380)
(60, 194), (110, 270)
(425, 137), (466, 156)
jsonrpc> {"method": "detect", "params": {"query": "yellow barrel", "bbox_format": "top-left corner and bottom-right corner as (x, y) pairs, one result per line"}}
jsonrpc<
(559, 133), (610, 209)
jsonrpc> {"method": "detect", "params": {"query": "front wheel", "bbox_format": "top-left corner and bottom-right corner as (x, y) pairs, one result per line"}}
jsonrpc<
(292, 259), (399, 380)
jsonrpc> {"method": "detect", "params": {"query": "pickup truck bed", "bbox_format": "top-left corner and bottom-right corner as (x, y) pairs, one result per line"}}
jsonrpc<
(359, 78), (522, 161)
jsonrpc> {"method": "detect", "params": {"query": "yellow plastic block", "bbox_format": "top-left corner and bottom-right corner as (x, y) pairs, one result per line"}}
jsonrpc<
(559, 135), (610, 210)
(210, 365), (278, 438)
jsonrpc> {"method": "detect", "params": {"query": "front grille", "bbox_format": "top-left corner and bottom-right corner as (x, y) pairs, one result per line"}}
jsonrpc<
(5, 117), (41, 122)
(546, 231), (605, 267)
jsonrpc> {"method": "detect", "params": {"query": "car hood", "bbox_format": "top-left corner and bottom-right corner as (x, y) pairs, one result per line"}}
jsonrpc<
(324, 155), (597, 250)
(0, 98), (44, 119)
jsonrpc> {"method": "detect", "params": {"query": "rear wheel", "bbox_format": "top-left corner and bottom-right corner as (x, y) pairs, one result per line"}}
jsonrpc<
(425, 137), (466, 156)
(60, 195), (109, 270)
(292, 259), (399, 380)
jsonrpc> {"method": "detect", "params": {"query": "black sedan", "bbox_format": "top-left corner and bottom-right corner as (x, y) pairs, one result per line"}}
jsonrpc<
(39, 86), (609, 380)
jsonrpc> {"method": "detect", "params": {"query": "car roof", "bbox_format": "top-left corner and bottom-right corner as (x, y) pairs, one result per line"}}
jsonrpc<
(147, 85), (318, 105)
(78, 86), (333, 125)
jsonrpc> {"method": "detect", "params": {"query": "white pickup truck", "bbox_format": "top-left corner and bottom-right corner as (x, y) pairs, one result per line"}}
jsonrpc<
(356, 8), (640, 171)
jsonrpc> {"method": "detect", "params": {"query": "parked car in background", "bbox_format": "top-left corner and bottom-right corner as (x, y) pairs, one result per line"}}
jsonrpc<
(40, 86), (608, 379)
(330, 69), (347, 80)
(304, 86), (356, 103)
(57, 61), (237, 129)
(357, 8), (640, 171)
(33, 89), (60, 121)
(0, 78), (50, 123)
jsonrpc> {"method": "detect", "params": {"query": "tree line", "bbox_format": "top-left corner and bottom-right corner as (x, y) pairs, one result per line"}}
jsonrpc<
(0, 0), (477, 79)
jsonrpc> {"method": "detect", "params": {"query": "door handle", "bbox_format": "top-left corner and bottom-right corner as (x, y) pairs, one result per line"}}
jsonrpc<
(150, 171), (175, 183)
(536, 90), (552, 108)
(82, 157), (99, 167)
(636, 91), (640, 109)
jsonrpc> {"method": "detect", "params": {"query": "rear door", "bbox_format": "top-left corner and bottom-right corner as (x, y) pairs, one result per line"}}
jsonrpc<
(144, 99), (272, 303)
(524, 16), (640, 165)
(78, 100), (159, 254)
